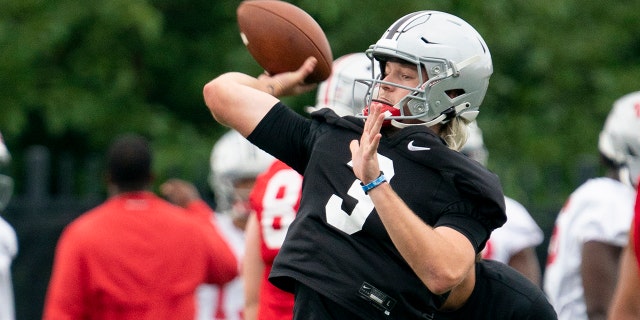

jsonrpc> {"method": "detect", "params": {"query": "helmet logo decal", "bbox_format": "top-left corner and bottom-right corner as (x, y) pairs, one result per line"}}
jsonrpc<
(384, 12), (428, 40)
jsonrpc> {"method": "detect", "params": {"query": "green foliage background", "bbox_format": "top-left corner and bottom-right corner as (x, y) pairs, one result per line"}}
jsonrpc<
(3, 0), (640, 245)
(3, 0), (640, 232)
(1, 0), (639, 317)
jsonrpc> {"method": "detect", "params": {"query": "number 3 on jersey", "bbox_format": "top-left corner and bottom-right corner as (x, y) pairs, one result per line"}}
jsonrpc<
(325, 154), (395, 235)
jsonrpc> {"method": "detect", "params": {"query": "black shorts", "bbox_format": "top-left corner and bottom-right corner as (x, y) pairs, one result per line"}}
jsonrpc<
(293, 282), (363, 320)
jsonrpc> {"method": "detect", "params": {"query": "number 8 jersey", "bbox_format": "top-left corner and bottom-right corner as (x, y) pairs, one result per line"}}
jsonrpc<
(248, 159), (302, 319)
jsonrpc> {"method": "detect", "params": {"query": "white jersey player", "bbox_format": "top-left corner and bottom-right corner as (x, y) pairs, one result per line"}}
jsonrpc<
(461, 122), (544, 285)
(0, 131), (17, 320)
(195, 213), (246, 320)
(483, 197), (544, 269)
(196, 130), (274, 320)
(543, 91), (640, 320)
(305, 52), (378, 117)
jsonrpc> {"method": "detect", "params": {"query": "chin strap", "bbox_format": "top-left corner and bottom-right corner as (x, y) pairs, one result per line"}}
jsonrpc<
(391, 102), (471, 129)
(363, 101), (402, 126)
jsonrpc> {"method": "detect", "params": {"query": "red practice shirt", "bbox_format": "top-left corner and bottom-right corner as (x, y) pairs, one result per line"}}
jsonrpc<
(43, 191), (237, 320)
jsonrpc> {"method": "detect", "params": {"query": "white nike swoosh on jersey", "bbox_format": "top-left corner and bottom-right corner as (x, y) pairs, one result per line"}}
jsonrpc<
(407, 140), (431, 151)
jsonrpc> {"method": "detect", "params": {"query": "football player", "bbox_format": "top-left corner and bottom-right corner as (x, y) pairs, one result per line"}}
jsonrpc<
(194, 129), (274, 320)
(544, 91), (640, 320)
(204, 10), (555, 319)
(609, 187), (640, 320)
(0, 131), (17, 320)
(461, 121), (544, 286)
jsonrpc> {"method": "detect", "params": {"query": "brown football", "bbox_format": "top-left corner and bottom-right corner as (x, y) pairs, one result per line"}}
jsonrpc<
(237, 0), (333, 83)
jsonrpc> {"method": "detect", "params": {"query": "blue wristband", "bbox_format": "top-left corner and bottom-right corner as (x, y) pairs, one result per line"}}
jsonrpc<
(360, 171), (386, 194)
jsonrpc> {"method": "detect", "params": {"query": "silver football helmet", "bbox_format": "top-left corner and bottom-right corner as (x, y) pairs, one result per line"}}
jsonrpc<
(306, 52), (379, 117)
(460, 121), (489, 167)
(0, 132), (13, 212)
(356, 11), (493, 128)
(209, 130), (274, 212)
(598, 91), (640, 188)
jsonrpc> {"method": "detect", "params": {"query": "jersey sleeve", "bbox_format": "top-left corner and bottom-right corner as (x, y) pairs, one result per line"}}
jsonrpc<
(580, 193), (634, 246)
(247, 103), (313, 175)
(200, 223), (239, 285)
(435, 167), (507, 253)
(181, 199), (239, 284)
(502, 197), (544, 252)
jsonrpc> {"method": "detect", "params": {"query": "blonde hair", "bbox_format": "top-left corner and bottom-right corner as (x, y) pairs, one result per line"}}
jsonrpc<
(440, 117), (470, 151)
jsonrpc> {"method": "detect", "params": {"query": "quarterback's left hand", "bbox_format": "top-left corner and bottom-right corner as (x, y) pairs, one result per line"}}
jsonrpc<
(349, 102), (385, 184)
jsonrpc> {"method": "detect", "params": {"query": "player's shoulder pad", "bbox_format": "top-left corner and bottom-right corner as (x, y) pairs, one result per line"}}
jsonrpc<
(309, 107), (363, 132)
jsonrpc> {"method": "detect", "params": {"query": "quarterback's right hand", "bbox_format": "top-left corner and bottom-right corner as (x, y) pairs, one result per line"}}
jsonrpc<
(259, 56), (318, 97)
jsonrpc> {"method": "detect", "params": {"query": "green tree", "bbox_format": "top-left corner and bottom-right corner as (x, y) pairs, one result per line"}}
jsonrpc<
(1, 0), (639, 239)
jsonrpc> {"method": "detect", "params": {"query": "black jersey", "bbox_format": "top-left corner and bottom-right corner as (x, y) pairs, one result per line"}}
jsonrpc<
(438, 260), (557, 319)
(248, 104), (507, 319)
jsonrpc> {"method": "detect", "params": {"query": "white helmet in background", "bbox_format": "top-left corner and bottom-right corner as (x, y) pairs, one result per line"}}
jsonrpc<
(306, 52), (379, 116)
(460, 121), (489, 166)
(0, 132), (13, 212)
(357, 11), (493, 128)
(598, 91), (640, 188)
(209, 130), (274, 212)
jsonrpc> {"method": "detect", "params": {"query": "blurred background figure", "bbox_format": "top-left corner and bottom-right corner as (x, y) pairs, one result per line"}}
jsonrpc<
(243, 160), (301, 320)
(43, 134), (237, 319)
(0, 131), (17, 320)
(544, 91), (640, 320)
(608, 187), (640, 320)
(243, 52), (376, 320)
(195, 129), (273, 320)
(461, 122), (544, 286)
(305, 52), (377, 117)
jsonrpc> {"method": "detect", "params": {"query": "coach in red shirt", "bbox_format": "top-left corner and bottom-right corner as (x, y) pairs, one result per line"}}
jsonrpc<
(43, 134), (238, 320)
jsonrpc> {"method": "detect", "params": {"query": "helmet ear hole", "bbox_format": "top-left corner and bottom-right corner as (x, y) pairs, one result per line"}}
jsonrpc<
(445, 89), (465, 99)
